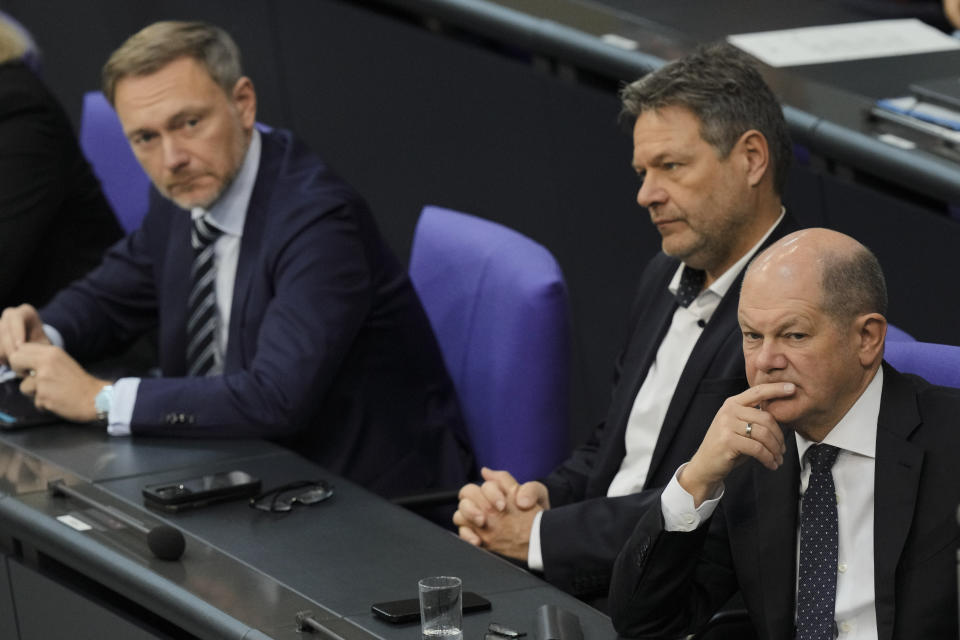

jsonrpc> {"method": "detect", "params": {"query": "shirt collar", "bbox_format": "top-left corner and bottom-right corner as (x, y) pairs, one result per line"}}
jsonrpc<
(190, 128), (261, 236)
(795, 365), (882, 464)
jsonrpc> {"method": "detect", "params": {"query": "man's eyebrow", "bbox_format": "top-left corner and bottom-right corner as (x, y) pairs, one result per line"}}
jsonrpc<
(167, 107), (206, 128)
(633, 152), (668, 172)
(738, 314), (808, 333)
(125, 126), (155, 141)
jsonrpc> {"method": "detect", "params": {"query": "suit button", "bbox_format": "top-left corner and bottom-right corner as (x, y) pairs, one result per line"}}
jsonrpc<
(164, 413), (177, 424)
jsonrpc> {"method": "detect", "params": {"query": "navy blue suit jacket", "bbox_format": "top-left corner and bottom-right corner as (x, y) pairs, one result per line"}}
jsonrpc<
(609, 364), (960, 640)
(42, 129), (472, 497)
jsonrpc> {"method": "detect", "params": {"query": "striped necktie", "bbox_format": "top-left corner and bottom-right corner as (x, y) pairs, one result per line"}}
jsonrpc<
(186, 214), (223, 376)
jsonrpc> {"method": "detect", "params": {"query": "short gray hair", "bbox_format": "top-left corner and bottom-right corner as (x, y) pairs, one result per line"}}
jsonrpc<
(820, 246), (888, 322)
(102, 21), (242, 104)
(620, 42), (792, 195)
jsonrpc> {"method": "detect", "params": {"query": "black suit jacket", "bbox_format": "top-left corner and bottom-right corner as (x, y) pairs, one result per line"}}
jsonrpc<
(609, 364), (960, 640)
(42, 129), (472, 498)
(0, 62), (122, 308)
(538, 216), (797, 598)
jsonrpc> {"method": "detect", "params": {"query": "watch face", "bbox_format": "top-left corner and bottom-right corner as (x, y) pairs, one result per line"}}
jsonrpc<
(95, 385), (114, 414)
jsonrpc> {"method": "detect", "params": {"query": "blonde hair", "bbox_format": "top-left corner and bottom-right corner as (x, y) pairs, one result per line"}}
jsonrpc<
(0, 13), (32, 65)
(102, 21), (242, 104)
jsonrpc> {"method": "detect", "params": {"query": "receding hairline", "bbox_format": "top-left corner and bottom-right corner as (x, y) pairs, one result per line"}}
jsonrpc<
(102, 21), (242, 105)
(743, 238), (887, 323)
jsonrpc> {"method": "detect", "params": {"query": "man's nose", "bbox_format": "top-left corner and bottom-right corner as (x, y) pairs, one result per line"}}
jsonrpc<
(636, 173), (666, 209)
(754, 340), (787, 372)
(162, 136), (189, 172)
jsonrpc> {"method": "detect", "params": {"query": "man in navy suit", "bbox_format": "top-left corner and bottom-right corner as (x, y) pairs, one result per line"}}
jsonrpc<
(609, 229), (959, 639)
(0, 21), (471, 498)
(452, 43), (797, 605)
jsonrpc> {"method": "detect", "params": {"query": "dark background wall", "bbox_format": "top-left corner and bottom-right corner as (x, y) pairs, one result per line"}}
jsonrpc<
(4, 0), (958, 448)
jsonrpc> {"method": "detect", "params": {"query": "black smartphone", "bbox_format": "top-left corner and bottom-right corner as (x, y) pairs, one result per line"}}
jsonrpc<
(142, 470), (261, 512)
(371, 591), (491, 623)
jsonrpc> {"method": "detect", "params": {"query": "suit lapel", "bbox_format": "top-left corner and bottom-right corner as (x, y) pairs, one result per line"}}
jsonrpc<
(645, 287), (739, 479)
(225, 131), (279, 371)
(161, 207), (193, 375)
(590, 282), (677, 491)
(754, 435), (801, 639)
(873, 364), (924, 640)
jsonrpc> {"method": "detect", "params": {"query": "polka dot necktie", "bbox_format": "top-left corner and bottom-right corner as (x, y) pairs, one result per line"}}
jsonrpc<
(796, 444), (841, 640)
(674, 266), (706, 308)
(186, 214), (223, 377)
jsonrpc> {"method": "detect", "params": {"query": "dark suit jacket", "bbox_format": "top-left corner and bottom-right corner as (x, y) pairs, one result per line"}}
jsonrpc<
(538, 215), (797, 599)
(0, 62), (122, 308)
(609, 364), (960, 640)
(42, 128), (472, 498)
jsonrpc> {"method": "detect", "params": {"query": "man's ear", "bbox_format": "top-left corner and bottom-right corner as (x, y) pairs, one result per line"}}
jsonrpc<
(856, 313), (887, 367)
(232, 77), (257, 130)
(736, 129), (770, 188)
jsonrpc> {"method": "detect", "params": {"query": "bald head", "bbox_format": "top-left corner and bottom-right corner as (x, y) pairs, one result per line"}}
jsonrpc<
(738, 229), (887, 439)
(745, 228), (887, 325)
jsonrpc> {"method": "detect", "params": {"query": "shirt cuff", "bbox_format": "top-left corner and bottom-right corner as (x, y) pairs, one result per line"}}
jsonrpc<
(661, 463), (724, 532)
(43, 324), (64, 348)
(106, 377), (140, 436)
(527, 510), (545, 571)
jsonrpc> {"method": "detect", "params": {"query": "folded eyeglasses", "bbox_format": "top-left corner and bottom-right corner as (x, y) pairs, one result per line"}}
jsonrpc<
(249, 480), (334, 513)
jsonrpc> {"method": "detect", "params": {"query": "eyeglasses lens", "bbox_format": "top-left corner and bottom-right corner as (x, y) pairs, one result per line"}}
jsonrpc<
(251, 481), (333, 512)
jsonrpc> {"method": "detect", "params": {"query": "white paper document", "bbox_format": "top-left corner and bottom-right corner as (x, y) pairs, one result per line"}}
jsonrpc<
(728, 19), (960, 67)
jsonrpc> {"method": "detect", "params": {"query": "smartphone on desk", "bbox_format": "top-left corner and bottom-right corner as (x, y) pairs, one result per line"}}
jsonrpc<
(371, 591), (491, 623)
(142, 470), (261, 512)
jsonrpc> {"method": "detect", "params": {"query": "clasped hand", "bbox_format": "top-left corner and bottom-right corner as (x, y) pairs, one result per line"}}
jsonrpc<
(452, 467), (550, 561)
(0, 304), (107, 422)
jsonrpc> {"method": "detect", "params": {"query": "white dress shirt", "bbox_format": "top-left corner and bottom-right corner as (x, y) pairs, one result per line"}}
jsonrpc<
(661, 367), (882, 640)
(527, 211), (785, 571)
(104, 130), (261, 435)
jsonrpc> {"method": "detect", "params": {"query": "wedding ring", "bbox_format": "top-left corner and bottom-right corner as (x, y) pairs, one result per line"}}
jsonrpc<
(27, 369), (36, 377)
(745, 423), (753, 438)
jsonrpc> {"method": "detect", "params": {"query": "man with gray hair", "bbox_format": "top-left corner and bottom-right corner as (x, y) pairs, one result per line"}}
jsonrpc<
(0, 21), (472, 498)
(610, 228), (960, 639)
(453, 42), (798, 605)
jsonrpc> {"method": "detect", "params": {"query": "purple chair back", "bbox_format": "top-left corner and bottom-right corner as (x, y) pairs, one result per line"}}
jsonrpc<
(884, 340), (960, 389)
(79, 91), (150, 234)
(886, 323), (915, 342)
(410, 206), (570, 482)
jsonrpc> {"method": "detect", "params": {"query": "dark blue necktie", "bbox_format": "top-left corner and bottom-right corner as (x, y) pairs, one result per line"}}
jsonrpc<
(186, 214), (223, 377)
(796, 444), (841, 640)
(675, 266), (705, 307)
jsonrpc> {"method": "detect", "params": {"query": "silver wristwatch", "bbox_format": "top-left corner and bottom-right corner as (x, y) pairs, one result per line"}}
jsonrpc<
(95, 385), (114, 424)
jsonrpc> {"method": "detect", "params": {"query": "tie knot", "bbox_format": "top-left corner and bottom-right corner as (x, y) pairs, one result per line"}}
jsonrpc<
(675, 266), (706, 308)
(191, 214), (222, 250)
(805, 444), (840, 473)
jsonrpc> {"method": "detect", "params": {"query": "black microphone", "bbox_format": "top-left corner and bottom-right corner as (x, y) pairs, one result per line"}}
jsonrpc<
(48, 479), (185, 561)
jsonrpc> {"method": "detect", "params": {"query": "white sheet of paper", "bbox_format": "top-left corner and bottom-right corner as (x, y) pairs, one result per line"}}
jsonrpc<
(728, 19), (960, 67)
